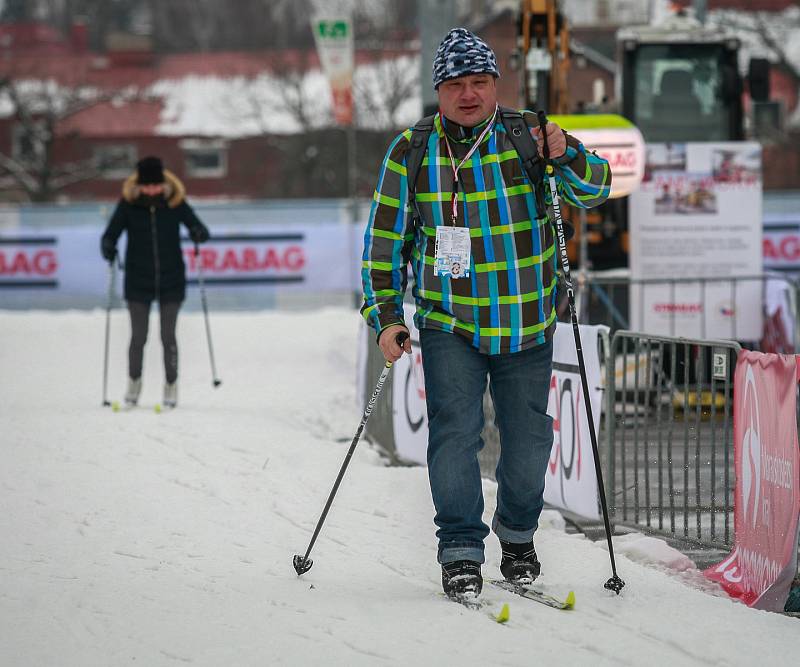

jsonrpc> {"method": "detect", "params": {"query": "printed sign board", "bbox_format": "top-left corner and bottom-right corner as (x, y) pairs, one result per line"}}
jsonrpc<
(0, 223), (356, 307)
(628, 142), (763, 339)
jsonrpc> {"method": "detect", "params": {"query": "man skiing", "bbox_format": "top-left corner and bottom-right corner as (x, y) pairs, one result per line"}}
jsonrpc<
(361, 28), (611, 600)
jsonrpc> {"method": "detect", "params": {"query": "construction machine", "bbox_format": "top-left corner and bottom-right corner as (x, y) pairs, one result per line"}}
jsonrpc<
(517, 0), (644, 270)
(515, 2), (766, 269)
(518, 0), (570, 115)
(617, 14), (747, 143)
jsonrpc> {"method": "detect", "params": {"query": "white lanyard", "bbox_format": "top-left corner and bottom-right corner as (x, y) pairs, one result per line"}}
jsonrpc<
(442, 106), (498, 225)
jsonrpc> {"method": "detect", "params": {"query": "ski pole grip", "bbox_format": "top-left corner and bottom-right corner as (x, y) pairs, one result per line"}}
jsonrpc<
(536, 110), (549, 161)
(396, 331), (409, 347)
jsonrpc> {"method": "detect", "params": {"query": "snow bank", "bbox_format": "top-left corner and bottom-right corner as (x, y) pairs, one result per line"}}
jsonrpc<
(1, 309), (798, 666)
(605, 532), (697, 573)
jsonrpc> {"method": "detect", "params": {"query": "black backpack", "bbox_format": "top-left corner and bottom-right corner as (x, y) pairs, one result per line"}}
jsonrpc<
(404, 106), (548, 224)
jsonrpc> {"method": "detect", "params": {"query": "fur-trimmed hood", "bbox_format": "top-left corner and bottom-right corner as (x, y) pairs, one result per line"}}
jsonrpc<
(122, 169), (186, 208)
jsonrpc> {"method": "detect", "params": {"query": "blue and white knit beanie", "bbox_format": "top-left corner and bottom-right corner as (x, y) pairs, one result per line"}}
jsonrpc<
(432, 28), (500, 89)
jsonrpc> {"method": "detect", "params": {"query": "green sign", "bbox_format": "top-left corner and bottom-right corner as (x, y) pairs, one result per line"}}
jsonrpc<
(316, 20), (348, 40)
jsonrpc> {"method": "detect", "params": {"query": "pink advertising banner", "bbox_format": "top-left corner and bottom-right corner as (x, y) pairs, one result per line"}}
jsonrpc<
(704, 351), (800, 611)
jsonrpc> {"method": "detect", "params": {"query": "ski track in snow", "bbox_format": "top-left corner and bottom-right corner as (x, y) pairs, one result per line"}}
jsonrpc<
(1, 308), (798, 666)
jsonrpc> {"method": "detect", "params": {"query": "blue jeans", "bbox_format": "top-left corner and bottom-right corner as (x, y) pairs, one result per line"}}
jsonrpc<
(420, 328), (554, 565)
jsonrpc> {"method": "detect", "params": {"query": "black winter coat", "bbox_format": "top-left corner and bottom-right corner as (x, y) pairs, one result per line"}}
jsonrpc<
(101, 170), (208, 303)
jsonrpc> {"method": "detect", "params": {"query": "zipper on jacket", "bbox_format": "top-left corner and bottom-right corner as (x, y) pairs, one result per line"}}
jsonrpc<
(149, 205), (161, 302)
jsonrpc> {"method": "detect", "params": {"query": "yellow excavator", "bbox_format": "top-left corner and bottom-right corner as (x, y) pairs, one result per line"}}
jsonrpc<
(516, 0), (760, 269)
(517, 0), (645, 270)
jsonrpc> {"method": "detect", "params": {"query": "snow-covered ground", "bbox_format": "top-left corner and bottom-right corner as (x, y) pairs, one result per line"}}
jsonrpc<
(1, 309), (798, 666)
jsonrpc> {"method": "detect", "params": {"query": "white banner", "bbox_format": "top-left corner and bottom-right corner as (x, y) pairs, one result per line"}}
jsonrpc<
(383, 315), (605, 520)
(628, 142), (763, 339)
(311, 13), (354, 126)
(0, 223), (356, 307)
(544, 323), (606, 520)
(391, 304), (428, 464)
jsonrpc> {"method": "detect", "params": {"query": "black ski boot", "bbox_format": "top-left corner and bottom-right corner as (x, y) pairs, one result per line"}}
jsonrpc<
(441, 560), (483, 599)
(500, 540), (540, 585)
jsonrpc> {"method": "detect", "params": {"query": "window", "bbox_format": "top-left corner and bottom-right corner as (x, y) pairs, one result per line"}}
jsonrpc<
(631, 44), (730, 142)
(181, 139), (227, 178)
(93, 144), (137, 179)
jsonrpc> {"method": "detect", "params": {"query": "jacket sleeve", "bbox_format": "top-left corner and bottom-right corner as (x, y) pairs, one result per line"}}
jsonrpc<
(360, 130), (415, 338)
(101, 199), (127, 246)
(176, 200), (209, 238)
(551, 132), (612, 209)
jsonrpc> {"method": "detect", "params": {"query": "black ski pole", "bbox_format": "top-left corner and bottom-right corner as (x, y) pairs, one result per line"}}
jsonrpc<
(293, 331), (409, 576)
(101, 259), (116, 407)
(537, 110), (625, 595)
(195, 244), (221, 387)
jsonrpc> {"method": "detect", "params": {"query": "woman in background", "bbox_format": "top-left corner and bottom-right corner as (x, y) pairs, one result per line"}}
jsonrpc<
(101, 156), (210, 409)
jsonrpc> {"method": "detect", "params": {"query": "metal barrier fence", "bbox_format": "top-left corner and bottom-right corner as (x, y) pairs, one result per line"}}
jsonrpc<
(572, 273), (799, 351)
(603, 330), (741, 550)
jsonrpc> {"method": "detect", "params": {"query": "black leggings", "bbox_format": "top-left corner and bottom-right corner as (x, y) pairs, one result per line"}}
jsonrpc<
(127, 300), (181, 383)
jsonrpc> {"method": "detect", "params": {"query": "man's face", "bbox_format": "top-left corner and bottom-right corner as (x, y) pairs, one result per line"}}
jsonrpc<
(437, 73), (497, 127)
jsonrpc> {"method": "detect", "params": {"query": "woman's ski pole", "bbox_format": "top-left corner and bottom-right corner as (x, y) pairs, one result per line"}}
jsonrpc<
(537, 110), (625, 595)
(293, 331), (409, 576)
(195, 244), (221, 387)
(101, 260), (116, 407)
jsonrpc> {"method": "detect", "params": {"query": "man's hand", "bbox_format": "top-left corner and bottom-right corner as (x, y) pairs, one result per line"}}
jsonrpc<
(531, 121), (567, 159)
(378, 324), (411, 363)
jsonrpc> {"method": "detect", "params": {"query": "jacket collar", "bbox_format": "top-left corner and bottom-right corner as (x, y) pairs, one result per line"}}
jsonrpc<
(440, 112), (495, 144)
(122, 169), (186, 208)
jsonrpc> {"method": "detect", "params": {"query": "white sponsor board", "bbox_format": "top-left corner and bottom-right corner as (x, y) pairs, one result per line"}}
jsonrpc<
(391, 304), (429, 464)
(385, 313), (605, 520)
(628, 142), (763, 339)
(0, 223), (356, 307)
(544, 323), (605, 520)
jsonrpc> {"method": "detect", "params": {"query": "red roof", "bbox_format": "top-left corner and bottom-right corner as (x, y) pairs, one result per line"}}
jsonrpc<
(0, 23), (70, 54)
(0, 50), (319, 89)
(57, 99), (164, 138)
(0, 46), (414, 89)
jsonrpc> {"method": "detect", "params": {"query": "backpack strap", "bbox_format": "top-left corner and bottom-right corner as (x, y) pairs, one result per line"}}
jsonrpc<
(406, 113), (436, 224)
(498, 106), (547, 219)
(406, 109), (550, 223)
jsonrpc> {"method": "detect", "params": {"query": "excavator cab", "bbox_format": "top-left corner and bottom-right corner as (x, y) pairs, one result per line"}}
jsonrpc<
(618, 22), (744, 142)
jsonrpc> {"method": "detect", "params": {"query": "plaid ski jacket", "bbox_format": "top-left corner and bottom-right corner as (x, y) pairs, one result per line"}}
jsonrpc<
(361, 111), (611, 355)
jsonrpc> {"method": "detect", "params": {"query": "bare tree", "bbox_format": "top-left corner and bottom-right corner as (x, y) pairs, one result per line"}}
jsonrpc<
(712, 9), (800, 87)
(220, 51), (327, 134)
(147, 0), (315, 52)
(355, 55), (419, 130)
(23, 0), (417, 52)
(0, 77), (137, 202)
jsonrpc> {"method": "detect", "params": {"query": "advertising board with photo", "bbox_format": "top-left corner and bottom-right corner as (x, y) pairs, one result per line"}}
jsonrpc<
(628, 142), (763, 340)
